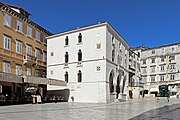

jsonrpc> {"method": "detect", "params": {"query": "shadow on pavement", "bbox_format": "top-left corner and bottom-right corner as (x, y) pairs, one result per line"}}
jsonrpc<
(129, 103), (180, 120)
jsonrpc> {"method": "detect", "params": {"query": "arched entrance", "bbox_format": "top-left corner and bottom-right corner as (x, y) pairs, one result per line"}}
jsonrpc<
(109, 70), (114, 93)
(116, 75), (120, 99)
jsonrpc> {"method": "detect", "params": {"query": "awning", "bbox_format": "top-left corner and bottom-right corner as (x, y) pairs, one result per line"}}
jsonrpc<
(48, 78), (66, 86)
(24, 76), (48, 85)
(24, 76), (66, 86)
(47, 84), (68, 91)
(0, 73), (23, 83)
(25, 87), (38, 94)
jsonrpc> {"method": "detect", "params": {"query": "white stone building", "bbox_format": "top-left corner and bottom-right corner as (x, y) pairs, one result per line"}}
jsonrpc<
(47, 22), (130, 103)
(141, 43), (180, 97)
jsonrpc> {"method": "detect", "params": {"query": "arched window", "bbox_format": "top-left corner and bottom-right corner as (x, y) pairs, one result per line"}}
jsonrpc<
(78, 33), (82, 43)
(109, 72), (114, 93)
(78, 70), (82, 82)
(65, 71), (68, 83)
(78, 50), (82, 61)
(137, 52), (140, 57)
(112, 44), (115, 62)
(65, 36), (69, 46)
(65, 52), (69, 63)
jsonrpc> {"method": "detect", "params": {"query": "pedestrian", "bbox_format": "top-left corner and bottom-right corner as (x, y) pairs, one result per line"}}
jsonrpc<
(71, 96), (74, 102)
(167, 91), (170, 102)
(37, 95), (42, 104)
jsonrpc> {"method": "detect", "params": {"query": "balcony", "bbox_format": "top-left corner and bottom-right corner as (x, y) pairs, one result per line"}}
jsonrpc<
(23, 54), (37, 65)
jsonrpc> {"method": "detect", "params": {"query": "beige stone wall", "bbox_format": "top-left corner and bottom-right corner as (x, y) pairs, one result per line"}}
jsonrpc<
(0, 11), (50, 77)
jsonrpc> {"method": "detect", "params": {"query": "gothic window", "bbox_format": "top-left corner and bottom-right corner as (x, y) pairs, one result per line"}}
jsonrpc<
(65, 36), (69, 46)
(78, 33), (82, 43)
(78, 50), (82, 61)
(65, 72), (68, 83)
(78, 70), (82, 82)
(65, 52), (69, 63)
(112, 36), (114, 43)
(112, 44), (115, 62)
(137, 52), (140, 57)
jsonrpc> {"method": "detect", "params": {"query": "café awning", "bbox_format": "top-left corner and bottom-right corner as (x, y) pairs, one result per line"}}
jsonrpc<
(48, 78), (66, 86)
(0, 73), (23, 83)
(24, 76), (66, 86)
(24, 76), (48, 85)
(25, 87), (38, 94)
(47, 85), (68, 91)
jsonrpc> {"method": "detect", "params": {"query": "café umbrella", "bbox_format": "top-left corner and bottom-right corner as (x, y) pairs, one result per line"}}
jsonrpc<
(25, 87), (38, 94)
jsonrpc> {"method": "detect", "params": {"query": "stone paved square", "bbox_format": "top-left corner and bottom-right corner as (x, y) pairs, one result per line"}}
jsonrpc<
(0, 98), (180, 120)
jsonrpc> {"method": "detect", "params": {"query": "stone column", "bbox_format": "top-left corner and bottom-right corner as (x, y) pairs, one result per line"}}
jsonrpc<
(113, 84), (117, 101)
(119, 75), (125, 100)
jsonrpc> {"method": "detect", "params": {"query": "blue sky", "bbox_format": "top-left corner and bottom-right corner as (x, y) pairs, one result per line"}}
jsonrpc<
(1, 0), (180, 48)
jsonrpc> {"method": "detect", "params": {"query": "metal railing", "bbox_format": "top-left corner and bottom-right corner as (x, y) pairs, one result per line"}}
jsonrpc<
(23, 54), (36, 61)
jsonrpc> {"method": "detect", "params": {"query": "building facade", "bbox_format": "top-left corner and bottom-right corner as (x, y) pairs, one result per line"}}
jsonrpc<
(141, 43), (180, 97)
(128, 48), (143, 98)
(47, 22), (130, 103)
(0, 2), (53, 99)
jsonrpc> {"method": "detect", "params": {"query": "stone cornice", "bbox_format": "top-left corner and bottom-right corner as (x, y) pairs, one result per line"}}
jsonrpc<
(0, 2), (53, 36)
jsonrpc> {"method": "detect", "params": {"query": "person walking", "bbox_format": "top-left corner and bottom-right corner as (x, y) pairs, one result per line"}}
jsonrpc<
(71, 96), (74, 102)
(167, 91), (170, 102)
